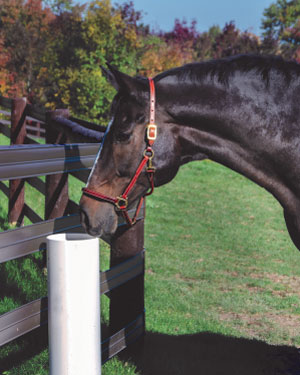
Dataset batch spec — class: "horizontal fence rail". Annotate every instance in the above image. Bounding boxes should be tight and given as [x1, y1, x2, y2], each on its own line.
[102, 312, 144, 363]
[0, 103, 46, 142]
[0, 97, 105, 143]
[52, 116, 104, 142]
[0, 215, 83, 263]
[0, 251, 145, 351]
[0, 143, 100, 180]
[0, 204, 145, 264]
[0, 297, 48, 347]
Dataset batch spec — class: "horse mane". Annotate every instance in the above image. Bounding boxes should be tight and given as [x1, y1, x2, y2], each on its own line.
[154, 54, 300, 87]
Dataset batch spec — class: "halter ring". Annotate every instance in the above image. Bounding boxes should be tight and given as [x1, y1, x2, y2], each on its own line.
[144, 147, 154, 159]
[115, 196, 128, 210]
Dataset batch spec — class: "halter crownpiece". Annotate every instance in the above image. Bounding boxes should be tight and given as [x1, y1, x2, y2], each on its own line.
[82, 77, 157, 227]
[147, 77, 157, 145]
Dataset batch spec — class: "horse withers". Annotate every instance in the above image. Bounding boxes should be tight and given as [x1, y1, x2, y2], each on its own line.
[80, 55, 300, 251]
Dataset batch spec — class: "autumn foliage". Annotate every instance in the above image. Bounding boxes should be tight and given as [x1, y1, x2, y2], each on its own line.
[0, 0, 300, 122]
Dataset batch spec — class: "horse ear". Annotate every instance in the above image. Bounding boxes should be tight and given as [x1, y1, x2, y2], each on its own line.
[101, 65, 120, 91]
[101, 63, 146, 95]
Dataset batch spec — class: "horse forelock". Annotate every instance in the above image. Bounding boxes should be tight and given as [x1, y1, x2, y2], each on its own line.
[154, 54, 300, 88]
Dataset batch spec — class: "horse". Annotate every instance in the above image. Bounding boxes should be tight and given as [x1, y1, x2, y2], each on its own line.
[79, 54, 300, 252]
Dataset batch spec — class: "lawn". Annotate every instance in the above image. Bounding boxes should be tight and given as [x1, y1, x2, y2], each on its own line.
[0, 156, 300, 374]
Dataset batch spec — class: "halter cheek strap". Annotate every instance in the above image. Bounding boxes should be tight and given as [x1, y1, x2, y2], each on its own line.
[82, 77, 157, 227]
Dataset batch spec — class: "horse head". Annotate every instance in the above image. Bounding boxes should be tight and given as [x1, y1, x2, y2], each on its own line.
[79, 65, 182, 237]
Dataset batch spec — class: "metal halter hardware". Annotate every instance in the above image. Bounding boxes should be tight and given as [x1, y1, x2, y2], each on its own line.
[82, 77, 157, 227]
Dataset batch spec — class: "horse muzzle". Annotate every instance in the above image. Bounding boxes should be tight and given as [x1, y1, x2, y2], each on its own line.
[79, 196, 118, 238]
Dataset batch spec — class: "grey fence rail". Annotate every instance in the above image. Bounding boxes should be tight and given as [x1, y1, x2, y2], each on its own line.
[0, 143, 99, 180]
[0, 96, 146, 367]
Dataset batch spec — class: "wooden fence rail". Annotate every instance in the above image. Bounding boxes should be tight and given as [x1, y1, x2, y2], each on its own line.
[0, 96, 146, 367]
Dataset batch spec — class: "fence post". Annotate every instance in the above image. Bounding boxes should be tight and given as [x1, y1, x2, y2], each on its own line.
[8, 98, 27, 225]
[109, 218, 145, 336]
[45, 110, 69, 220]
[47, 233, 101, 375]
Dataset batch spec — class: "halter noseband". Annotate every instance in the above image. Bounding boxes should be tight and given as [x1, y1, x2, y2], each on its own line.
[82, 77, 157, 226]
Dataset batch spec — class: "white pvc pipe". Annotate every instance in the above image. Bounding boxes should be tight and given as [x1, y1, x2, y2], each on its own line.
[47, 233, 101, 375]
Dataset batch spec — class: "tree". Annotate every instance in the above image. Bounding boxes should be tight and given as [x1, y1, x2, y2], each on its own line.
[36, 0, 144, 122]
[164, 18, 199, 44]
[261, 0, 300, 61]
[139, 19, 202, 77]
[139, 36, 194, 77]
[0, 0, 54, 98]
[43, 0, 73, 13]
[261, 0, 300, 39]
[194, 25, 221, 61]
[212, 22, 260, 59]
[0, 34, 21, 96]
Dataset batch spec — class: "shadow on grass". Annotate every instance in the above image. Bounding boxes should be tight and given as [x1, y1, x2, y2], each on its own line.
[122, 330, 300, 375]
[0, 323, 111, 374]
[1, 328, 300, 375]
[0, 251, 47, 309]
[0, 326, 48, 373]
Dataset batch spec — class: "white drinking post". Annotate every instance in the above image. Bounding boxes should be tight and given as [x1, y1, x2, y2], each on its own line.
[47, 233, 101, 375]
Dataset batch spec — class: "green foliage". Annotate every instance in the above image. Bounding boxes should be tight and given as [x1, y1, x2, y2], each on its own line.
[261, 0, 300, 39]
[36, 0, 143, 122]
[194, 25, 222, 61]
[261, 0, 300, 61]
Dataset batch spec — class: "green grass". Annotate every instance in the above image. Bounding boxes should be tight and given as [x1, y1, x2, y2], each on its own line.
[0, 160, 300, 374]
[145, 162, 300, 337]
[0, 133, 10, 146]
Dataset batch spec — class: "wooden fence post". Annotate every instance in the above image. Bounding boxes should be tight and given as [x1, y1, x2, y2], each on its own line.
[9, 98, 27, 225]
[45, 110, 69, 220]
[109, 218, 145, 336]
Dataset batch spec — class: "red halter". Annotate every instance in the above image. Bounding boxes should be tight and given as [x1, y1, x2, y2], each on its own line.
[82, 77, 157, 226]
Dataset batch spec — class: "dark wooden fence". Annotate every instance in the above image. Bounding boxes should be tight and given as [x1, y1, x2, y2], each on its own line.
[0, 96, 145, 365]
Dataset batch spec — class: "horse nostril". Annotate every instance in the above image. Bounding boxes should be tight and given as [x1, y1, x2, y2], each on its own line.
[87, 226, 102, 237]
[79, 206, 90, 230]
[79, 206, 103, 237]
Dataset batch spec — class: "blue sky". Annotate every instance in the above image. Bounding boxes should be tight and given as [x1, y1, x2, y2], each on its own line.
[76, 0, 275, 35]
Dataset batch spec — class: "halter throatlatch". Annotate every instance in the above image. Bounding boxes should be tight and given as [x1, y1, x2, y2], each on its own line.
[82, 77, 157, 226]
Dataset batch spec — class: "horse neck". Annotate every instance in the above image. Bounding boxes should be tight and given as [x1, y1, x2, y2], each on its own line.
[160, 75, 299, 211]
[162, 77, 261, 166]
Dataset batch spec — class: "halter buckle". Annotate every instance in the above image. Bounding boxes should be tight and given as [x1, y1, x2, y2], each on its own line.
[147, 124, 157, 141]
[115, 196, 128, 210]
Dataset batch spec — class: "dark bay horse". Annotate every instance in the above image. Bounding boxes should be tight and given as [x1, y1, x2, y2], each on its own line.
[80, 54, 300, 252]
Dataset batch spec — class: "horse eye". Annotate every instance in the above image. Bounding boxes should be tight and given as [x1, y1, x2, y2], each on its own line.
[114, 132, 131, 143]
